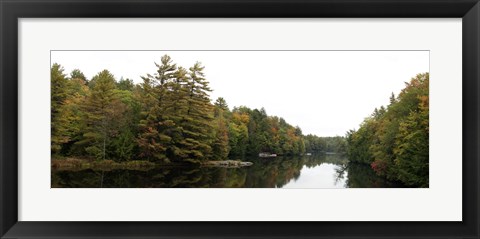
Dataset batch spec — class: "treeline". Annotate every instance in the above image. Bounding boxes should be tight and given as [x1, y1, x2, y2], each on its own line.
[346, 73, 429, 187]
[216, 105, 306, 157]
[304, 135, 346, 154]
[51, 55, 336, 164]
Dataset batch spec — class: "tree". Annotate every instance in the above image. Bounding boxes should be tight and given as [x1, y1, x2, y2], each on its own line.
[175, 62, 214, 162]
[107, 89, 140, 161]
[70, 69, 87, 83]
[51, 63, 69, 154]
[136, 55, 177, 162]
[161, 66, 192, 161]
[77, 70, 122, 160]
[212, 114, 230, 160]
[58, 76, 90, 156]
[228, 110, 250, 157]
[117, 77, 135, 91]
[212, 97, 230, 160]
[214, 97, 229, 117]
[389, 92, 396, 104]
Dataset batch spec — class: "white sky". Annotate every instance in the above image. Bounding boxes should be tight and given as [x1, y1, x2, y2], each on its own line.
[51, 51, 428, 137]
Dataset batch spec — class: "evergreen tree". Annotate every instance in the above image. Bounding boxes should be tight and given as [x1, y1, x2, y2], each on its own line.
[214, 97, 229, 117]
[108, 89, 140, 161]
[117, 77, 135, 91]
[163, 67, 192, 161]
[70, 69, 87, 83]
[77, 70, 122, 160]
[176, 62, 214, 163]
[212, 98, 230, 160]
[389, 92, 396, 104]
[51, 63, 69, 154]
[137, 55, 177, 162]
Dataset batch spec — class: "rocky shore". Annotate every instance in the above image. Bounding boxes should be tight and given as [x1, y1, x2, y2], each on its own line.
[202, 160, 253, 168]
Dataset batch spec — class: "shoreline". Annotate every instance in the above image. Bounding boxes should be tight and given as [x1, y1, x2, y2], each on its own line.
[51, 158, 254, 171]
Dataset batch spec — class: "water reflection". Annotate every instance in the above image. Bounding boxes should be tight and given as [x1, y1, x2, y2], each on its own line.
[339, 162, 406, 188]
[283, 163, 346, 188]
[52, 154, 403, 188]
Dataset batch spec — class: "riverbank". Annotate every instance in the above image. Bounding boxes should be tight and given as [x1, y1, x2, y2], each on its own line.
[51, 158, 155, 171]
[201, 160, 253, 168]
[52, 157, 254, 171]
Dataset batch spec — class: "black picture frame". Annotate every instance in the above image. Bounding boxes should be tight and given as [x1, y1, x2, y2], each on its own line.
[1, 0, 479, 238]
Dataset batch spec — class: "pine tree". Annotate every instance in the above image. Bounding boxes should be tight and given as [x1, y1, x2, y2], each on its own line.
[137, 55, 177, 162]
[70, 69, 87, 83]
[175, 62, 214, 163]
[77, 70, 121, 160]
[389, 92, 396, 104]
[162, 67, 192, 160]
[51, 63, 69, 154]
[117, 77, 135, 91]
[212, 98, 230, 160]
[108, 89, 139, 161]
[214, 97, 229, 117]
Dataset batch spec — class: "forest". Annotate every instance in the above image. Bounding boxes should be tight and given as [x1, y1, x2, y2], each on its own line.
[346, 73, 429, 187]
[51, 55, 345, 166]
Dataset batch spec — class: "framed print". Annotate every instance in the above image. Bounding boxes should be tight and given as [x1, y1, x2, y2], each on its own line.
[1, 0, 479, 238]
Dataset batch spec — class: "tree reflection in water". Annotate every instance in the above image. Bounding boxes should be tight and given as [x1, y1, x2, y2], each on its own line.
[334, 162, 406, 188]
[52, 154, 404, 188]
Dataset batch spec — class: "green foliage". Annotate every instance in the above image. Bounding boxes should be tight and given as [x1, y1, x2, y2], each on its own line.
[346, 73, 429, 187]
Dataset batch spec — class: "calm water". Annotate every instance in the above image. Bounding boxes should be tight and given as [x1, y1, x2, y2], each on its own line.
[52, 154, 404, 188]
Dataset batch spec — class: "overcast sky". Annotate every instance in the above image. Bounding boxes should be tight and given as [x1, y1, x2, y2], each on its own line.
[51, 51, 428, 137]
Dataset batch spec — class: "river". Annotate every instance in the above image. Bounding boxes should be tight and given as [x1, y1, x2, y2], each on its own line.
[52, 154, 404, 188]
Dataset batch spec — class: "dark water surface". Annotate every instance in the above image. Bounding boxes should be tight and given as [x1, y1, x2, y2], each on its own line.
[52, 154, 404, 188]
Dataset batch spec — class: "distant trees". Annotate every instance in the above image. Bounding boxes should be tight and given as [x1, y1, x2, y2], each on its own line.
[304, 135, 346, 153]
[346, 73, 429, 187]
[222, 106, 306, 158]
